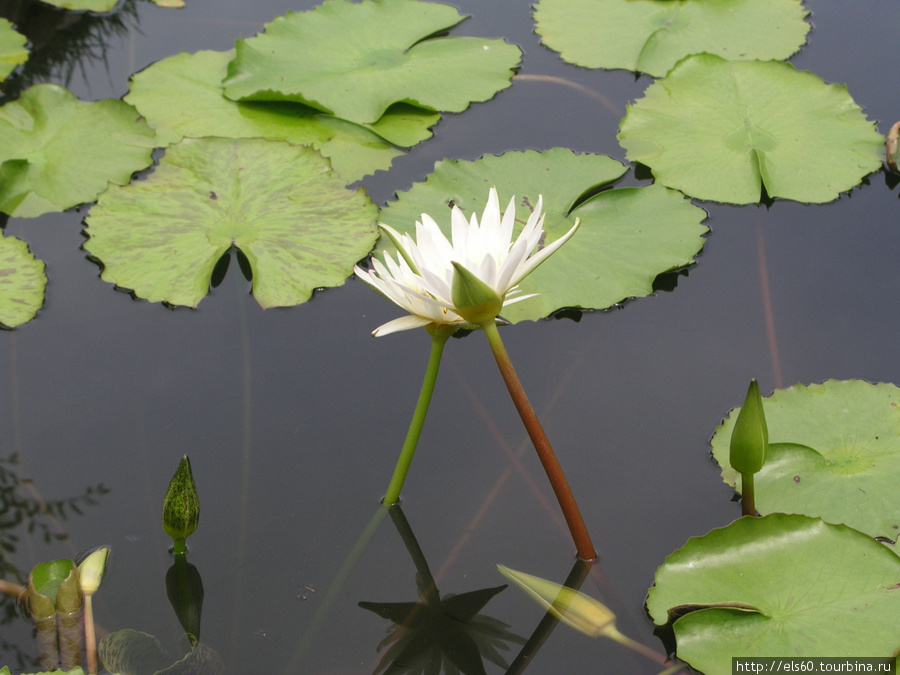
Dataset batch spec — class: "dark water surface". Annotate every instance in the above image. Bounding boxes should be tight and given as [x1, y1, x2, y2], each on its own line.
[1, 1, 899, 673]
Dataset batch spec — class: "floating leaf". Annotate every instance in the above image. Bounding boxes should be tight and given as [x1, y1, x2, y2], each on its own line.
[150, 0, 184, 6]
[126, 50, 439, 183]
[647, 514, 900, 672]
[0, 18, 28, 81]
[0, 232, 46, 328]
[222, 0, 521, 125]
[83, 137, 377, 308]
[534, 0, 810, 78]
[377, 149, 707, 323]
[711, 379, 900, 539]
[618, 54, 884, 204]
[0, 84, 156, 218]
[35, 0, 117, 11]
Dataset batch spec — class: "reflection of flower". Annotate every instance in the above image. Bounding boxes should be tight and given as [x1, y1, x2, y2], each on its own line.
[361, 576, 524, 675]
[355, 187, 579, 336]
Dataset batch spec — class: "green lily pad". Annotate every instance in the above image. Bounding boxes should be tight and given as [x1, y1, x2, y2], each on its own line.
[618, 54, 884, 204]
[0, 84, 156, 218]
[83, 137, 377, 308]
[711, 379, 900, 540]
[222, 0, 521, 125]
[0, 18, 28, 81]
[125, 50, 440, 183]
[647, 514, 900, 672]
[0, 232, 46, 328]
[37, 0, 117, 11]
[534, 0, 810, 78]
[377, 149, 707, 323]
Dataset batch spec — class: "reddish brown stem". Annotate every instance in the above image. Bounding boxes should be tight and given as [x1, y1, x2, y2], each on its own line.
[482, 321, 597, 560]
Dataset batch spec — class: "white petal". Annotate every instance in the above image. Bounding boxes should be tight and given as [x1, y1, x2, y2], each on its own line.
[508, 217, 580, 289]
[372, 315, 434, 337]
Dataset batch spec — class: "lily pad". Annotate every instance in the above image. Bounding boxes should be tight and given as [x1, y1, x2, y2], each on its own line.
[83, 137, 377, 308]
[711, 379, 900, 539]
[377, 149, 708, 323]
[647, 514, 900, 672]
[534, 0, 810, 78]
[0, 84, 156, 218]
[125, 50, 439, 183]
[222, 0, 521, 125]
[0, 18, 28, 81]
[617, 54, 884, 204]
[0, 232, 46, 328]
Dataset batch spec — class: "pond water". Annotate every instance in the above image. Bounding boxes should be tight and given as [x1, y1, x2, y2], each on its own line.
[1, 0, 898, 673]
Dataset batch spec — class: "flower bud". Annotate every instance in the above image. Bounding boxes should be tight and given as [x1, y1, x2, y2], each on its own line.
[450, 262, 503, 324]
[730, 379, 769, 475]
[162, 455, 200, 548]
[78, 546, 110, 596]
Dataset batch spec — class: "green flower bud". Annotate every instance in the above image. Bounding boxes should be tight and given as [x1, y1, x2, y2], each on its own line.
[730, 379, 769, 475]
[450, 261, 503, 324]
[78, 546, 110, 596]
[163, 455, 200, 549]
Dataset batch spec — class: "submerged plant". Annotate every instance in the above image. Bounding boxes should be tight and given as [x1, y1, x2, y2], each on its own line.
[356, 187, 596, 559]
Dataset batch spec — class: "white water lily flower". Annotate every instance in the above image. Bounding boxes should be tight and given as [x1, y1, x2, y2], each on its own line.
[355, 187, 579, 336]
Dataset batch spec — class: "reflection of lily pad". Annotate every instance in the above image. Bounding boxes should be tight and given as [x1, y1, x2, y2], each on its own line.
[37, 0, 116, 11]
[0, 233, 46, 328]
[83, 137, 377, 308]
[618, 54, 884, 204]
[0, 18, 28, 81]
[711, 379, 900, 539]
[125, 50, 439, 183]
[377, 149, 707, 323]
[0, 84, 156, 218]
[534, 0, 810, 77]
[223, 0, 521, 125]
[647, 514, 900, 672]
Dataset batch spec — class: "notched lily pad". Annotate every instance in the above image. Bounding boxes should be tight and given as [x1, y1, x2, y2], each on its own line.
[534, 0, 810, 77]
[125, 49, 439, 183]
[0, 84, 156, 218]
[377, 149, 707, 323]
[647, 514, 900, 673]
[0, 232, 47, 328]
[0, 18, 28, 81]
[83, 137, 378, 309]
[222, 0, 521, 125]
[618, 54, 884, 204]
[711, 379, 900, 539]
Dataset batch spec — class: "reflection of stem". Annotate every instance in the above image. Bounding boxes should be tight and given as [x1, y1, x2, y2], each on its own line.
[282, 505, 389, 675]
[606, 627, 668, 666]
[383, 326, 454, 505]
[741, 473, 756, 517]
[387, 505, 438, 602]
[755, 217, 783, 388]
[480, 321, 597, 561]
[513, 74, 622, 116]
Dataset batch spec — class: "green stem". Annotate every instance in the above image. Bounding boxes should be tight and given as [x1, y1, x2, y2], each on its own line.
[172, 538, 187, 555]
[741, 472, 756, 517]
[383, 326, 455, 505]
[481, 321, 597, 561]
